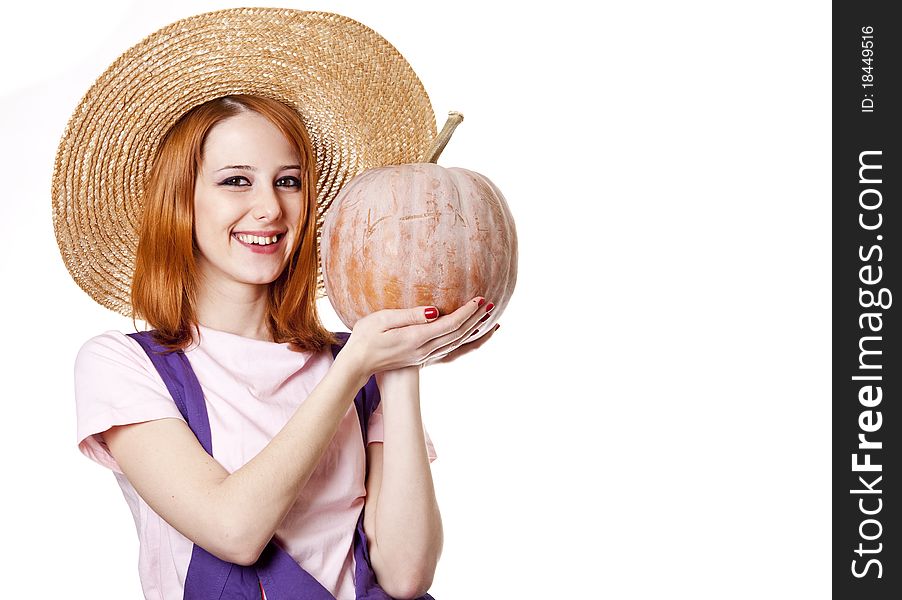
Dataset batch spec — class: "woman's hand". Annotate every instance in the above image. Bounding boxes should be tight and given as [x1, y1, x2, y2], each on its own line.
[342, 296, 496, 381]
[374, 323, 501, 382]
[421, 322, 500, 368]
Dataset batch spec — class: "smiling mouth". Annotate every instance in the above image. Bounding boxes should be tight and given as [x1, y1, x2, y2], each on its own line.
[234, 232, 281, 245]
[232, 232, 286, 254]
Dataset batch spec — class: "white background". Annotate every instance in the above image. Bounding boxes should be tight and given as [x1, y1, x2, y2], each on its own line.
[0, 1, 830, 598]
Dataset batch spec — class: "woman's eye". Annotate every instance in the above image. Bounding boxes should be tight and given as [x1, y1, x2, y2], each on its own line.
[220, 176, 251, 186]
[277, 176, 301, 188]
[218, 175, 299, 187]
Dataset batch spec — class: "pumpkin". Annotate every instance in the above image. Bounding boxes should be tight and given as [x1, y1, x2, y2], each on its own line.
[320, 113, 517, 338]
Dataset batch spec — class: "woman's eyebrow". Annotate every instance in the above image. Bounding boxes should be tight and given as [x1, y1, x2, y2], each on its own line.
[216, 164, 302, 172]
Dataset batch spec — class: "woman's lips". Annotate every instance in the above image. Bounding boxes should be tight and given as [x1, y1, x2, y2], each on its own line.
[232, 233, 285, 254]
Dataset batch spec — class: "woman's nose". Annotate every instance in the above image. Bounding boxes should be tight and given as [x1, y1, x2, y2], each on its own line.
[253, 186, 283, 221]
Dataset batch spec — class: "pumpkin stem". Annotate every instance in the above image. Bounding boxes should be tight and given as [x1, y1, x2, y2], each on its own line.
[422, 111, 464, 164]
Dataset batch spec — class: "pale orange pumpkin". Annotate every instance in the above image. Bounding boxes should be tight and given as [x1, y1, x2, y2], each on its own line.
[320, 120, 517, 337]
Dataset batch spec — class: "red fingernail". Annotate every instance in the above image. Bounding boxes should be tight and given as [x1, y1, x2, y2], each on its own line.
[470, 328, 479, 336]
[425, 307, 438, 320]
[485, 302, 495, 313]
[477, 298, 486, 307]
[480, 313, 491, 323]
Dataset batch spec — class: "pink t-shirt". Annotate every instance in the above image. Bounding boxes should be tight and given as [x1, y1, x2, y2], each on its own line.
[74, 325, 436, 600]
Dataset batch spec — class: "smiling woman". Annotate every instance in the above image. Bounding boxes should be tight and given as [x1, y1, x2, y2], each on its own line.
[53, 8, 502, 600]
[132, 95, 326, 349]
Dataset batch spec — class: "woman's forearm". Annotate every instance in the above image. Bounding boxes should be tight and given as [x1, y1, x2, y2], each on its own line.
[368, 369, 443, 597]
[215, 349, 370, 563]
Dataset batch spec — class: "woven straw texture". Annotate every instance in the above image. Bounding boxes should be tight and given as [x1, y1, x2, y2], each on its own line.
[51, 7, 436, 316]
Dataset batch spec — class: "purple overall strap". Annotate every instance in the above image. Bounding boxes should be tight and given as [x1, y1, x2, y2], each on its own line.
[127, 330, 434, 600]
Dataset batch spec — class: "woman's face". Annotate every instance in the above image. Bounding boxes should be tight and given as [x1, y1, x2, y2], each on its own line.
[193, 111, 305, 290]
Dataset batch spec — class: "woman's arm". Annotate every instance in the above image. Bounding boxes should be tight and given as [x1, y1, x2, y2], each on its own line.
[103, 347, 369, 565]
[364, 367, 443, 599]
[101, 299, 487, 566]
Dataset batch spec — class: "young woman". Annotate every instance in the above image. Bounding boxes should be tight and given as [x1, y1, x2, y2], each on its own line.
[59, 10, 499, 600]
[75, 93, 495, 599]
[76, 90, 502, 598]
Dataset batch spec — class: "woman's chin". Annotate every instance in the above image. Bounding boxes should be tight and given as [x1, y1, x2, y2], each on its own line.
[240, 272, 282, 286]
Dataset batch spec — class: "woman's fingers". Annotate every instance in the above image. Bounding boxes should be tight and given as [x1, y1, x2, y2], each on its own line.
[372, 304, 441, 332]
[423, 323, 500, 367]
[418, 298, 496, 358]
[348, 296, 497, 374]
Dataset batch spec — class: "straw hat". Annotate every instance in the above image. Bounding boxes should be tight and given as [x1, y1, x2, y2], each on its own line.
[51, 7, 437, 316]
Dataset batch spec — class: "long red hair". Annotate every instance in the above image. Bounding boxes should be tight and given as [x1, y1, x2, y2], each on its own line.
[131, 95, 338, 353]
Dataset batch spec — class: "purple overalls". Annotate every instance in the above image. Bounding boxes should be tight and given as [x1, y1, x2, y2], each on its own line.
[128, 330, 436, 600]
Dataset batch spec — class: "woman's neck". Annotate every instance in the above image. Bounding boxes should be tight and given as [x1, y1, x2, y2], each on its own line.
[194, 275, 273, 342]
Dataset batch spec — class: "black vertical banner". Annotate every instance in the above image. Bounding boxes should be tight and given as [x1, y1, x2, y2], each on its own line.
[834, 3, 901, 598]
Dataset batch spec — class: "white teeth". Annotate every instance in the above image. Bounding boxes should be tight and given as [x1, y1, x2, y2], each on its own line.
[236, 233, 280, 245]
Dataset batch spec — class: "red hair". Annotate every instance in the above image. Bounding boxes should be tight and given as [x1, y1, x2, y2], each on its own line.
[131, 95, 338, 353]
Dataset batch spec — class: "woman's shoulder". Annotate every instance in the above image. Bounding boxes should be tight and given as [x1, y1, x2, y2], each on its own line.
[74, 330, 186, 472]
[74, 328, 182, 429]
[74, 330, 157, 376]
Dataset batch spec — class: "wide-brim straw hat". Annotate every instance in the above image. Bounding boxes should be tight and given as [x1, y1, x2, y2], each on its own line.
[51, 7, 437, 316]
